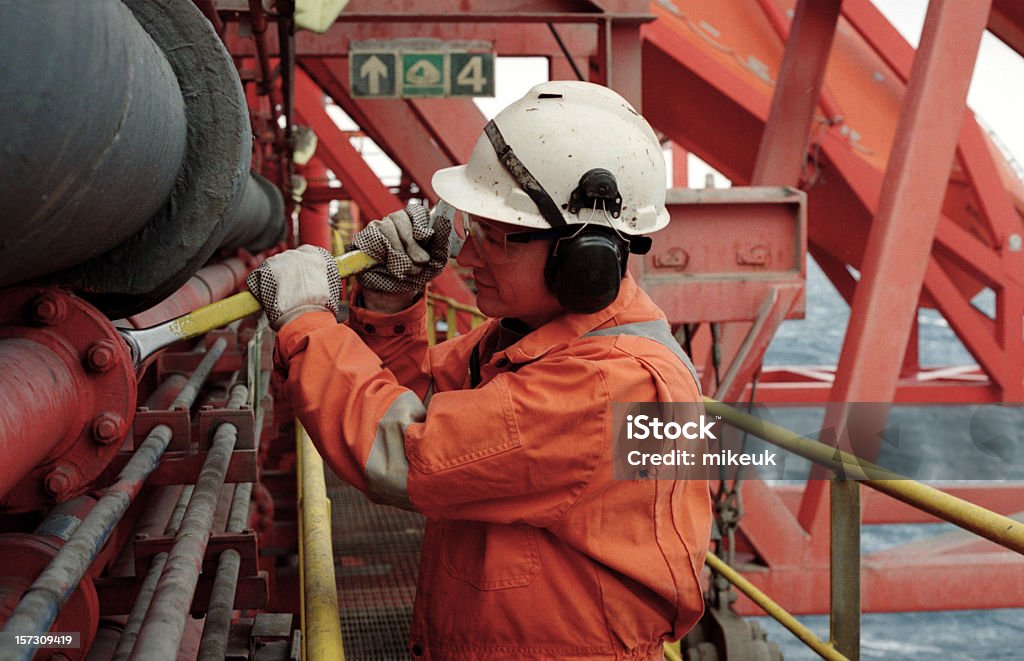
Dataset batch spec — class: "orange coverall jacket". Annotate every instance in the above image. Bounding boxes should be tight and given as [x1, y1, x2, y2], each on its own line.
[274, 274, 712, 660]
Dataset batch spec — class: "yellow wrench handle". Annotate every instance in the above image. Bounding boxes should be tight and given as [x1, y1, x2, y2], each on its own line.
[123, 250, 379, 368]
[171, 250, 378, 341]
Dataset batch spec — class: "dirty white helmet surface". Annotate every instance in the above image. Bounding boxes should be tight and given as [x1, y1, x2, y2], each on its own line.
[432, 81, 669, 236]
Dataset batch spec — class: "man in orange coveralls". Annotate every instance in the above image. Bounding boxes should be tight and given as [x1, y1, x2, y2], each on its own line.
[247, 81, 711, 660]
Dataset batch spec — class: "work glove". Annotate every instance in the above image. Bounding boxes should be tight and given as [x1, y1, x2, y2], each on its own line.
[352, 203, 451, 294]
[245, 245, 342, 330]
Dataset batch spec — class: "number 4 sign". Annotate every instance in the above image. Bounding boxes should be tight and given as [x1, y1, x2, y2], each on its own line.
[450, 53, 495, 97]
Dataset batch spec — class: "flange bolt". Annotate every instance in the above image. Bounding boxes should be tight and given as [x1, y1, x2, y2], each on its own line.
[85, 340, 119, 373]
[92, 412, 126, 445]
[30, 292, 68, 326]
[44, 465, 78, 500]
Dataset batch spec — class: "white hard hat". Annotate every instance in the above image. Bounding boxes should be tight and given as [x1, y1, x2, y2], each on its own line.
[432, 81, 669, 236]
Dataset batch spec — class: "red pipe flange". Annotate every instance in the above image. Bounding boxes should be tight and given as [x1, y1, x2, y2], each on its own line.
[0, 534, 100, 660]
[0, 287, 137, 511]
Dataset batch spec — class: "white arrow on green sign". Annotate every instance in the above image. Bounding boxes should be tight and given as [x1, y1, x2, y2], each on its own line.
[350, 52, 397, 98]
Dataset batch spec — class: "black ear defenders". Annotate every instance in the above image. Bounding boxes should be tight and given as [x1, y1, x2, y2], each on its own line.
[483, 120, 651, 315]
[543, 169, 628, 313]
[544, 225, 627, 314]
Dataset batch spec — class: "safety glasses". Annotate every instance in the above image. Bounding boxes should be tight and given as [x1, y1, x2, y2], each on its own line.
[451, 213, 567, 263]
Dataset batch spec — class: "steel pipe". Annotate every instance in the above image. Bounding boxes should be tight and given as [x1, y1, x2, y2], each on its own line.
[196, 549, 241, 661]
[130, 384, 247, 660]
[0, 343, 227, 660]
[0, 0, 187, 287]
[0, 288, 137, 511]
[299, 425, 346, 660]
[111, 487, 193, 661]
[0, 340, 81, 498]
[220, 172, 288, 253]
[196, 478, 255, 660]
[124, 258, 252, 329]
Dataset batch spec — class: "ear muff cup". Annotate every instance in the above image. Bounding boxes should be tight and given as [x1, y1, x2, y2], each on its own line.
[544, 230, 626, 314]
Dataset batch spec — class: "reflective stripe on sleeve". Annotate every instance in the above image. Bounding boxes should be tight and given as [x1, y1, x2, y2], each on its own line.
[364, 390, 425, 509]
[583, 320, 701, 394]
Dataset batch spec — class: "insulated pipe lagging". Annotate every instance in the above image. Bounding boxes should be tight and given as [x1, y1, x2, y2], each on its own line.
[220, 171, 288, 253]
[0, 0, 187, 286]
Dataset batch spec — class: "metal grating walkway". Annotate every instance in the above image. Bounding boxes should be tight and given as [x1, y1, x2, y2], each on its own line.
[325, 469, 424, 659]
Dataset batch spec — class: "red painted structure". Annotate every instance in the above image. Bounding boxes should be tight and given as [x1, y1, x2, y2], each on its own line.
[222, 0, 1024, 616]
[3, 0, 1024, 652]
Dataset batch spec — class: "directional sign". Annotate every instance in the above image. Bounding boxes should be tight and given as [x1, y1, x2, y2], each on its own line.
[350, 52, 397, 98]
[349, 45, 495, 99]
[450, 53, 495, 97]
[401, 53, 446, 97]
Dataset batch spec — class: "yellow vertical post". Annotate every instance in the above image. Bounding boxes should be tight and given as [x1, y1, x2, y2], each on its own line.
[445, 303, 458, 340]
[425, 298, 437, 346]
[298, 425, 345, 660]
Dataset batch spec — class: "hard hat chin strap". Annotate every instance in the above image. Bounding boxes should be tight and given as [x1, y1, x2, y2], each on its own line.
[484, 120, 567, 229]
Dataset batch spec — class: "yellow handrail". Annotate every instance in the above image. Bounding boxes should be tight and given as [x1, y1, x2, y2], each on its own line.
[425, 293, 486, 345]
[298, 425, 346, 660]
[703, 398, 1024, 555]
[705, 552, 849, 661]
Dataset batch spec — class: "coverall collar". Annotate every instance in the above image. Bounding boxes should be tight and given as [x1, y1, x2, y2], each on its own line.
[500, 273, 642, 364]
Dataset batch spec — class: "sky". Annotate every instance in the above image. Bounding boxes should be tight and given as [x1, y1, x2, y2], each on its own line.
[332, 1, 1024, 192]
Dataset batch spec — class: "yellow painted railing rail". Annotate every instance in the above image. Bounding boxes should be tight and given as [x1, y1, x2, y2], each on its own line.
[703, 398, 1024, 555]
[426, 293, 486, 345]
[298, 425, 345, 661]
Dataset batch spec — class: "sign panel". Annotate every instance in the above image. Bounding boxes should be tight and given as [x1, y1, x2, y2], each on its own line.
[349, 43, 495, 99]
[401, 52, 447, 97]
[450, 52, 495, 97]
[350, 52, 397, 98]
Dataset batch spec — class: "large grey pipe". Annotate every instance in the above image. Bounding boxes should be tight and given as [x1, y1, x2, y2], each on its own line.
[0, 0, 187, 286]
[0, 0, 262, 318]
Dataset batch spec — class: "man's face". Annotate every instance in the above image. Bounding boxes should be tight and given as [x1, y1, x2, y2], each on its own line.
[454, 215, 564, 328]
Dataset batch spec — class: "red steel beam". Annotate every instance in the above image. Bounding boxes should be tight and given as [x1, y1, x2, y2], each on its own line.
[829, 0, 991, 403]
[990, 0, 1024, 58]
[750, 0, 842, 187]
[641, 27, 762, 184]
[226, 22, 598, 59]
[770, 483, 1024, 524]
[710, 0, 840, 402]
[293, 68, 402, 220]
[299, 58, 464, 200]
[732, 550, 1024, 615]
[798, 0, 993, 535]
[406, 98, 487, 165]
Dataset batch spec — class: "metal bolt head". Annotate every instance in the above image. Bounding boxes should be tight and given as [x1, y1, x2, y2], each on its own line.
[85, 339, 118, 373]
[30, 292, 68, 326]
[44, 465, 77, 499]
[1008, 233, 1023, 252]
[92, 412, 126, 445]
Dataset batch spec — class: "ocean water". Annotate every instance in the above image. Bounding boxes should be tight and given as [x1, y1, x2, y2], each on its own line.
[746, 258, 1024, 659]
